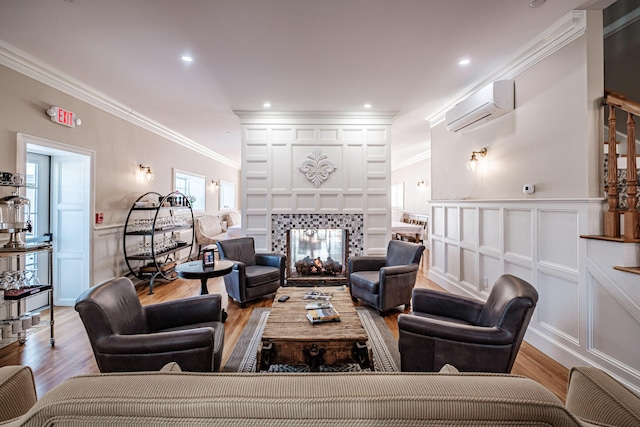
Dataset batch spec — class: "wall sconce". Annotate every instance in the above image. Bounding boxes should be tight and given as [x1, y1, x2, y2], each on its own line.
[139, 164, 155, 182]
[417, 180, 426, 189]
[466, 147, 488, 172]
[211, 179, 220, 189]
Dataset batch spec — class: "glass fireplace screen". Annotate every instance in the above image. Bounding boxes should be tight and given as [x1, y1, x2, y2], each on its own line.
[287, 228, 347, 277]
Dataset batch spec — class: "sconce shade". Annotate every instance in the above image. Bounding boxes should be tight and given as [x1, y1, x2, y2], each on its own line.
[139, 165, 155, 182]
[466, 148, 487, 172]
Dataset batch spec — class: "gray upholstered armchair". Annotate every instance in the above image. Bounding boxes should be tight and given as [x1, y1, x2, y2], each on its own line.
[348, 240, 425, 314]
[75, 277, 225, 372]
[398, 274, 538, 373]
[216, 237, 285, 307]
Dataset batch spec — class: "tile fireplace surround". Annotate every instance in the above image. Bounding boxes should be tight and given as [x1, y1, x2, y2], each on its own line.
[271, 214, 365, 258]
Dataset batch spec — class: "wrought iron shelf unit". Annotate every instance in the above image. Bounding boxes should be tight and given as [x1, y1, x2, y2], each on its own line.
[123, 191, 195, 294]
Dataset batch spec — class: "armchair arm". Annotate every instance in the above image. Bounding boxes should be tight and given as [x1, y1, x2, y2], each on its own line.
[255, 253, 285, 269]
[566, 366, 640, 426]
[144, 294, 222, 331]
[348, 256, 386, 273]
[0, 366, 37, 423]
[398, 314, 514, 345]
[411, 288, 484, 324]
[380, 264, 419, 277]
[94, 328, 215, 354]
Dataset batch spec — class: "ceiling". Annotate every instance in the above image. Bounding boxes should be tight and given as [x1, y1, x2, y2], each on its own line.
[0, 0, 602, 169]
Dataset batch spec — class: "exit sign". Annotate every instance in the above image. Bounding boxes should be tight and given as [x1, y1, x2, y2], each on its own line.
[48, 106, 77, 128]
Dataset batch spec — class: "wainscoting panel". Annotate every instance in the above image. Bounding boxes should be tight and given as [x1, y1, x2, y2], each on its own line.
[479, 208, 501, 252]
[295, 128, 315, 140]
[537, 270, 580, 344]
[271, 194, 293, 211]
[538, 210, 579, 271]
[590, 274, 640, 371]
[505, 209, 532, 258]
[237, 112, 394, 255]
[432, 206, 445, 239]
[461, 207, 477, 246]
[345, 144, 365, 191]
[460, 247, 478, 289]
[270, 144, 290, 190]
[445, 207, 459, 241]
[429, 199, 640, 394]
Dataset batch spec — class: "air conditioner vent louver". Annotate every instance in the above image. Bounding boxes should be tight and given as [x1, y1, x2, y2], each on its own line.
[445, 80, 514, 133]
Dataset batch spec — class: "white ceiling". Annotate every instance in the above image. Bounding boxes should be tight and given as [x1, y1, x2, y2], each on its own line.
[0, 0, 601, 169]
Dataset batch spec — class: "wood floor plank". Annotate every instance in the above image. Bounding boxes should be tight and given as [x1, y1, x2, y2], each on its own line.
[0, 256, 569, 401]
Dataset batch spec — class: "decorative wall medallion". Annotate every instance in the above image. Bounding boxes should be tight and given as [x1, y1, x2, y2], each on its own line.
[298, 148, 336, 187]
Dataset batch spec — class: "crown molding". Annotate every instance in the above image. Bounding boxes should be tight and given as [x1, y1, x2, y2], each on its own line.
[233, 110, 397, 125]
[0, 40, 239, 170]
[393, 150, 431, 171]
[427, 10, 588, 127]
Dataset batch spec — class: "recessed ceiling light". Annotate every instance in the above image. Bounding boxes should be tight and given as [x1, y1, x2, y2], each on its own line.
[530, 0, 546, 8]
[364, 103, 372, 109]
[458, 58, 471, 66]
[263, 102, 271, 108]
[181, 55, 193, 63]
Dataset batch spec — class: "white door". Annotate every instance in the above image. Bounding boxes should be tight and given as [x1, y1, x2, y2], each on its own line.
[51, 155, 90, 306]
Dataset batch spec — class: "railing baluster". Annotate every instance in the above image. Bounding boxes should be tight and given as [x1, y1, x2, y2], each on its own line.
[605, 104, 620, 237]
[625, 112, 639, 240]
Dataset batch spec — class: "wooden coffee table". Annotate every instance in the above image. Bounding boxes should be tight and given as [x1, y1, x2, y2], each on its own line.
[257, 286, 372, 371]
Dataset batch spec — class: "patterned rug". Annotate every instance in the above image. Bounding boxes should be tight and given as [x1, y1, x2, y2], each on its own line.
[222, 306, 401, 372]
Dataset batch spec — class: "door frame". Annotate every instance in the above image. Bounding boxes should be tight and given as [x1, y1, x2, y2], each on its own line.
[16, 133, 95, 300]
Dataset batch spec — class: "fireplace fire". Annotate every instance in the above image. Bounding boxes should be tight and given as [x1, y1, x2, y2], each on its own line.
[286, 228, 348, 285]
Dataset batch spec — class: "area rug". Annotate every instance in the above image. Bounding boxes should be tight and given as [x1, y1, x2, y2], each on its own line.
[222, 307, 401, 372]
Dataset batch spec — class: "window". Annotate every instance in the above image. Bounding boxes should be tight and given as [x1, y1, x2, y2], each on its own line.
[174, 169, 205, 211]
[219, 180, 236, 211]
[391, 182, 404, 209]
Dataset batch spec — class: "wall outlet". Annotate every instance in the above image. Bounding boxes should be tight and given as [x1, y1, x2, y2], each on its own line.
[482, 276, 489, 290]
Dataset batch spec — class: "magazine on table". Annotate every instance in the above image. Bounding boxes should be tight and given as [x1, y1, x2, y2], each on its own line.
[302, 290, 333, 301]
[304, 301, 334, 310]
[307, 306, 341, 324]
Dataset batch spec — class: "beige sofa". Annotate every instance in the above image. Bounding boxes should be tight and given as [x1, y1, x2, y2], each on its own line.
[1, 364, 639, 426]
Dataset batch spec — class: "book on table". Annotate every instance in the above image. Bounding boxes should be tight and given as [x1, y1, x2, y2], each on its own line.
[307, 306, 341, 324]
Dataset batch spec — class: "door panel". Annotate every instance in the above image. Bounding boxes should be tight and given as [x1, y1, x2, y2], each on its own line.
[51, 155, 90, 306]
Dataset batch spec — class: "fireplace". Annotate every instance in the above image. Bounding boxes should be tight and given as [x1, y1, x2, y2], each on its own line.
[272, 213, 364, 286]
[286, 228, 349, 286]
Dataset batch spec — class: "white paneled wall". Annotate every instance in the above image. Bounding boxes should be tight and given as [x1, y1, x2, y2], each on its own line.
[236, 112, 394, 255]
[429, 199, 640, 393]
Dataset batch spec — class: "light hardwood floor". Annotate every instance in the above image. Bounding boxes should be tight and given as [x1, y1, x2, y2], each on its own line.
[0, 262, 569, 401]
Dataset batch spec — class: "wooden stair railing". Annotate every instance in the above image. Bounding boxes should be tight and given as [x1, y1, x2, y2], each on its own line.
[604, 90, 640, 241]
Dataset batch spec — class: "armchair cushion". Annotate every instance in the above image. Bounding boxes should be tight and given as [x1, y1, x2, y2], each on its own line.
[245, 264, 282, 288]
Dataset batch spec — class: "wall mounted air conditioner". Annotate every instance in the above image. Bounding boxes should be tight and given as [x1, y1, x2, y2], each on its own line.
[445, 80, 514, 133]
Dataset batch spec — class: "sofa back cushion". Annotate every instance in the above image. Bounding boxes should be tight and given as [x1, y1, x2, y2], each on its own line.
[195, 215, 223, 240]
[21, 372, 581, 426]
